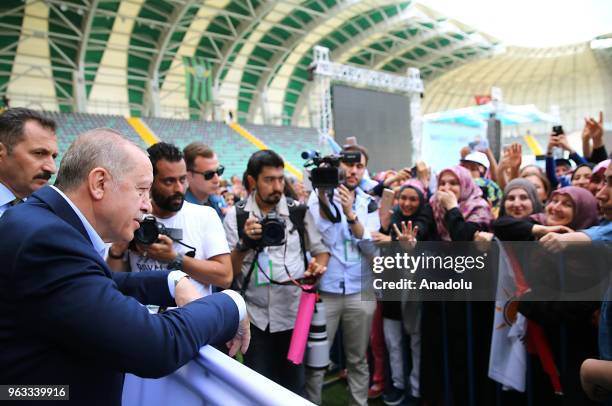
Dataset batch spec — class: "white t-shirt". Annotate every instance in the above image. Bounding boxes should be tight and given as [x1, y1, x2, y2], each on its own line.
[128, 201, 230, 300]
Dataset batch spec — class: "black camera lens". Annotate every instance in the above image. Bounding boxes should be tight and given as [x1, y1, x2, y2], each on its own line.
[260, 213, 286, 247]
[134, 216, 163, 245]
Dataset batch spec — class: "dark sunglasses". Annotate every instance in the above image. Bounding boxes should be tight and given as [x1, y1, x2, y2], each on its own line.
[190, 165, 225, 180]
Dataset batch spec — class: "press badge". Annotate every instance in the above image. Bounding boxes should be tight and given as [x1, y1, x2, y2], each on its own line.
[255, 252, 273, 286]
[344, 239, 361, 263]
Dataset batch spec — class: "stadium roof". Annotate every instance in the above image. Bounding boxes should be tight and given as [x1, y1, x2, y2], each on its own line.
[422, 38, 612, 134]
[0, 0, 499, 124]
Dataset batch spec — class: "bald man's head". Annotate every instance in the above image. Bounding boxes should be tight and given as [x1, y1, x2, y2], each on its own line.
[55, 128, 144, 192]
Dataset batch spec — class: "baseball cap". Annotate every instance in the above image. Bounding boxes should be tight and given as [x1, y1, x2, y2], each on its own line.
[461, 151, 489, 170]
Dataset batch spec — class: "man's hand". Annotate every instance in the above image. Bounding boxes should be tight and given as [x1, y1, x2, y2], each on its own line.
[337, 184, 355, 216]
[243, 217, 262, 241]
[436, 190, 458, 211]
[138, 234, 176, 262]
[174, 276, 203, 307]
[304, 258, 327, 279]
[227, 316, 251, 357]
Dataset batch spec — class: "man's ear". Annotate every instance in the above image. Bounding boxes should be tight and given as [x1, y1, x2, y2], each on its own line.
[247, 174, 257, 191]
[88, 167, 110, 201]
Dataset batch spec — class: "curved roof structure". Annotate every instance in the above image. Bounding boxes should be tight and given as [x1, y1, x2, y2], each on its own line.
[423, 36, 612, 134]
[1, 0, 499, 125]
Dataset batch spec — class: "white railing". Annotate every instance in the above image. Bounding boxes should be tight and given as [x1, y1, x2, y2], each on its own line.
[122, 345, 314, 406]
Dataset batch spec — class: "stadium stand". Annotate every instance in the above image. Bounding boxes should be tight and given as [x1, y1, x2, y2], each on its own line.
[242, 123, 334, 171]
[44, 112, 146, 172]
[141, 118, 260, 178]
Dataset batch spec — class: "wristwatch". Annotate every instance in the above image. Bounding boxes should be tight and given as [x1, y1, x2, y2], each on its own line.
[347, 214, 358, 224]
[167, 252, 185, 271]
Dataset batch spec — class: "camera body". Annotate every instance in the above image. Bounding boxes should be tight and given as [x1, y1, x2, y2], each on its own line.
[302, 150, 361, 188]
[259, 212, 286, 247]
[552, 125, 564, 135]
[133, 216, 182, 245]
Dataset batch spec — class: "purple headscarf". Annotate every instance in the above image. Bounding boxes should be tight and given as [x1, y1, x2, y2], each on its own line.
[430, 165, 493, 241]
[530, 186, 599, 230]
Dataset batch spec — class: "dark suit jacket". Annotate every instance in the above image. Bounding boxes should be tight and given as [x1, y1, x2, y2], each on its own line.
[0, 186, 239, 405]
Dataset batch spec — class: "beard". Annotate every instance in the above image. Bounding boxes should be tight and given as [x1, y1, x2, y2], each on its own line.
[261, 191, 282, 205]
[152, 188, 184, 212]
[343, 180, 358, 191]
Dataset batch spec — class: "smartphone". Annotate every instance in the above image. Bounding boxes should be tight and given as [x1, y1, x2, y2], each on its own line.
[552, 125, 564, 135]
[410, 166, 417, 178]
[380, 188, 395, 214]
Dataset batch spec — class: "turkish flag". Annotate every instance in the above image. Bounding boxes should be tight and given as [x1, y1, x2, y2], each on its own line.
[475, 95, 492, 105]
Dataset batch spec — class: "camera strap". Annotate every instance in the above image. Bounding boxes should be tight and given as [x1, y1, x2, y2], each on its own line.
[164, 227, 183, 241]
[240, 247, 263, 297]
[239, 240, 316, 296]
[318, 189, 342, 223]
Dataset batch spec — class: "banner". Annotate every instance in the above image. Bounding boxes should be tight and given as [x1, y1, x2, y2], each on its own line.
[183, 56, 213, 103]
[488, 241, 527, 392]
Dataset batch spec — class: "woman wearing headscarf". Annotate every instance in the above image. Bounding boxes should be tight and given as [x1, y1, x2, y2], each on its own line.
[430, 165, 493, 241]
[496, 186, 600, 405]
[421, 166, 496, 406]
[374, 180, 436, 404]
[492, 179, 546, 240]
[384, 180, 437, 241]
[499, 178, 544, 218]
[493, 186, 598, 241]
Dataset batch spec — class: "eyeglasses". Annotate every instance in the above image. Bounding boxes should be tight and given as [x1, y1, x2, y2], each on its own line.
[190, 165, 225, 181]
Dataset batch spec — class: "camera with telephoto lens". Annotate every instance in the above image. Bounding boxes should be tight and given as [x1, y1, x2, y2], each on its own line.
[302, 150, 361, 188]
[134, 216, 183, 245]
[259, 212, 286, 247]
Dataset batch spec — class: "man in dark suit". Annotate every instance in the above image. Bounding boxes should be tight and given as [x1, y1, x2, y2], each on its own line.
[0, 108, 58, 217]
[0, 128, 249, 405]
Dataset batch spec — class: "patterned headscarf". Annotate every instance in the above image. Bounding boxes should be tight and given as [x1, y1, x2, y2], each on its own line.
[474, 177, 503, 215]
[499, 178, 544, 217]
[430, 165, 493, 241]
[531, 186, 599, 230]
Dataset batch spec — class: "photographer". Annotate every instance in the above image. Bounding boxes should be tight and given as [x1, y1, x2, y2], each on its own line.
[306, 144, 379, 406]
[223, 149, 329, 395]
[107, 142, 232, 309]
